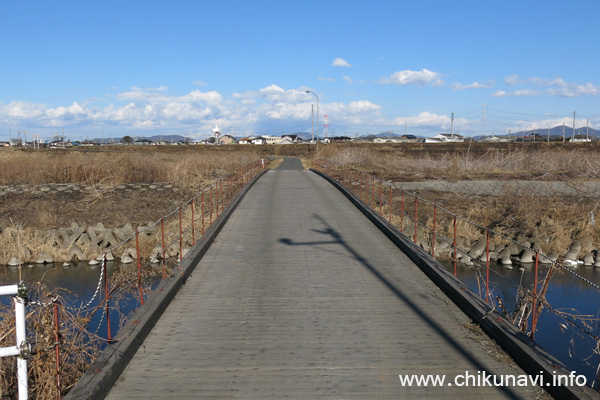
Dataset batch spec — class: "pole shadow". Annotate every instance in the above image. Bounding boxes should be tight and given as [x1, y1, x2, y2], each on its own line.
[278, 213, 525, 399]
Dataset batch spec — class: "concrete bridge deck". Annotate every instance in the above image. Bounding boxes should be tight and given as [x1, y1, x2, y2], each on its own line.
[105, 158, 538, 399]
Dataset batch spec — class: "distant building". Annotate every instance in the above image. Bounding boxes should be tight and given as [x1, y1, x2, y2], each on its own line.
[425, 133, 464, 143]
[570, 135, 592, 142]
[238, 138, 252, 145]
[135, 138, 154, 145]
[262, 135, 279, 145]
[480, 136, 508, 143]
[217, 135, 237, 145]
[373, 137, 400, 143]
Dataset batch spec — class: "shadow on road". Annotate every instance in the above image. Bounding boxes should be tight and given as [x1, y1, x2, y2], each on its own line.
[279, 213, 524, 399]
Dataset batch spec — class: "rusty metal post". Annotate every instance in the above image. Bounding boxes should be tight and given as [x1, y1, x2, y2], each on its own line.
[136, 232, 144, 305]
[161, 218, 166, 279]
[219, 179, 223, 217]
[485, 228, 490, 303]
[103, 253, 111, 341]
[201, 192, 205, 235]
[388, 185, 392, 223]
[191, 200, 195, 245]
[379, 180, 383, 215]
[178, 207, 183, 261]
[210, 186, 213, 225]
[432, 205, 437, 258]
[372, 177, 376, 208]
[400, 190, 404, 233]
[531, 251, 540, 338]
[414, 196, 418, 244]
[453, 215, 458, 277]
[54, 302, 62, 400]
[363, 173, 366, 201]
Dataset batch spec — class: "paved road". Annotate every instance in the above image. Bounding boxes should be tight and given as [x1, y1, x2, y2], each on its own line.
[106, 158, 538, 399]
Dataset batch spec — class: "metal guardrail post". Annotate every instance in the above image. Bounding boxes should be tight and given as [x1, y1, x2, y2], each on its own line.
[432, 205, 437, 258]
[135, 233, 144, 306]
[485, 228, 490, 303]
[414, 196, 418, 244]
[0, 283, 29, 400]
[54, 302, 62, 399]
[103, 255, 112, 341]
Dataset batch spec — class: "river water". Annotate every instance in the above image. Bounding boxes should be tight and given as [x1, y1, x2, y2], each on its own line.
[1, 259, 599, 387]
[0, 261, 158, 339]
[439, 260, 600, 387]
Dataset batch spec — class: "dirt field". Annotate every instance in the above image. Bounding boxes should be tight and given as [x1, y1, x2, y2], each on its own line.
[1, 142, 599, 255]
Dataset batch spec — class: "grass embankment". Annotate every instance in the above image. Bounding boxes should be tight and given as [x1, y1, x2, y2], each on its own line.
[0, 146, 263, 265]
[316, 142, 600, 255]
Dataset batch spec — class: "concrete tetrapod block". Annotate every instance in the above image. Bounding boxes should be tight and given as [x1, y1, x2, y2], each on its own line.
[36, 251, 53, 264]
[519, 248, 534, 263]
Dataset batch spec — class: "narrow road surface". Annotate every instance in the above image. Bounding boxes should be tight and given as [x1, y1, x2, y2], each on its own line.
[106, 158, 538, 399]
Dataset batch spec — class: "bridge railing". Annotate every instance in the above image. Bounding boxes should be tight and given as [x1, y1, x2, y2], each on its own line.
[312, 158, 600, 373]
[0, 158, 266, 399]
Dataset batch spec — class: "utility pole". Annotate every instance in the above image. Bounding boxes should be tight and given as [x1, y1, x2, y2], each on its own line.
[311, 104, 314, 144]
[450, 112, 454, 141]
[572, 111, 576, 142]
[587, 118, 589, 141]
[547, 126, 550, 143]
[563, 123, 565, 142]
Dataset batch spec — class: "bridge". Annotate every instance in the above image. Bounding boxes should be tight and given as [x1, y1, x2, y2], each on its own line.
[65, 158, 597, 399]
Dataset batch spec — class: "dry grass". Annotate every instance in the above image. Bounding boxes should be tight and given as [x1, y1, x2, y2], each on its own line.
[311, 143, 600, 256]
[315, 142, 600, 181]
[0, 147, 259, 189]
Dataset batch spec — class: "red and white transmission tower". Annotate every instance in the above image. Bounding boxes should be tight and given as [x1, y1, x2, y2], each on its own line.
[323, 115, 329, 139]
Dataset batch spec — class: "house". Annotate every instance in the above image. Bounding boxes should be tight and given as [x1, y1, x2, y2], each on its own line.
[570, 135, 592, 143]
[399, 134, 418, 142]
[280, 134, 299, 144]
[217, 135, 237, 145]
[262, 135, 279, 145]
[135, 138, 154, 145]
[0, 141, 11, 147]
[374, 137, 400, 144]
[238, 138, 252, 145]
[481, 136, 508, 143]
[279, 137, 295, 145]
[425, 133, 464, 143]
[252, 137, 266, 145]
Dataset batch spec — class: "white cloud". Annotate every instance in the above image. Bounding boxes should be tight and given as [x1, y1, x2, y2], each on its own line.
[318, 76, 335, 82]
[499, 75, 600, 98]
[492, 89, 542, 97]
[343, 76, 353, 84]
[504, 74, 525, 85]
[332, 57, 352, 67]
[392, 111, 449, 128]
[192, 81, 207, 86]
[380, 69, 444, 87]
[451, 80, 494, 90]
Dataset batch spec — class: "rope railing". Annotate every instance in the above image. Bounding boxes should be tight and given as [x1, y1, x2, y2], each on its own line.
[0, 158, 266, 399]
[312, 158, 600, 348]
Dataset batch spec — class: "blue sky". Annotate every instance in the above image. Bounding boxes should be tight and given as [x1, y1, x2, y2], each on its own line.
[1, 0, 599, 141]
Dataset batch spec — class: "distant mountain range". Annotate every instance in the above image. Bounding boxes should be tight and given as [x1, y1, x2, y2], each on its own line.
[514, 125, 600, 139]
[88, 125, 598, 143]
[91, 134, 193, 143]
